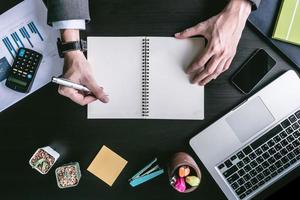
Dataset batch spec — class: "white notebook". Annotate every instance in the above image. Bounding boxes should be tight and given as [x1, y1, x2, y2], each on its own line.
[87, 37, 205, 120]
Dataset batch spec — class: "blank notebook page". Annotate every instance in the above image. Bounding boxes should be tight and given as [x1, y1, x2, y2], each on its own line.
[87, 36, 204, 120]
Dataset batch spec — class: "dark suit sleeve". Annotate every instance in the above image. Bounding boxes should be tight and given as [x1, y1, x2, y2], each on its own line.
[47, 0, 90, 25]
[248, 0, 261, 10]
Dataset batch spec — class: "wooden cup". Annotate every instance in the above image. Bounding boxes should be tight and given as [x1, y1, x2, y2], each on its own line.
[168, 152, 201, 193]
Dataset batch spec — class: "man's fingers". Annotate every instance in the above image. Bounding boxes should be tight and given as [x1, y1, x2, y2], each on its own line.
[58, 86, 96, 106]
[175, 23, 206, 39]
[222, 57, 233, 72]
[192, 55, 221, 84]
[186, 47, 213, 74]
[82, 76, 109, 103]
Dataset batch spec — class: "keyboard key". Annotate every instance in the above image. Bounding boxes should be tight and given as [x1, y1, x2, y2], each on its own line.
[237, 178, 245, 185]
[225, 160, 233, 168]
[283, 163, 290, 169]
[243, 146, 253, 155]
[244, 174, 251, 181]
[275, 143, 282, 151]
[267, 139, 275, 147]
[292, 123, 300, 130]
[277, 167, 284, 173]
[270, 165, 277, 172]
[293, 148, 300, 155]
[237, 161, 244, 168]
[227, 173, 239, 184]
[223, 166, 238, 178]
[290, 158, 297, 164]
[256, 156, 264, 164]
[268, 147, 276, 155]
[250, 177, 258, 185]
[237, 151, 245, 159]
[250, 160, 258, 168]
[250, 169, 257, 177]
[287, 152, 295, 159]
[230, 155, 237, 161]
[235, 186, 246, 195]
[218, 164, 225, 170]
[243, 157, 251, 164]
[238, 169, 245, 176]
[280, 148, 288, 156]
[249, 152, 257, 160]
[258, 180, 265, 186]
[287, 127, 294, 134]
[287, 135, 295, 142]
[261, 144, 269, 151]
[263, 169, 271, 176]
[255, 148, 263, 155]
[287, 144, 294, 151]
[281, 119, 291, 128]
[281, 139, 289, 147]
[262, 161, 270, 168]
[268, 157, 276, 164]
[293, 130, 300, 138]
[292, 140, 300, 147]
[251, 125, 283, 150]
[231, 182, 239, 190]
[273, 135, 281, 143]
[270, 171, 278, 177]
[256, 165, 263, 173]
[257, 173, 264, 181]
[280, 131, 288, 139]
[244, 165, 251, 172]
[275, 160, 282, 168]
[281, 156, 289, 164]
[289, 115, 297, 123]
[274, 152, 282, 160]
[245, 181, 252, 189]
[252, 185, 258, 191]
[262, 152, 270, 159]
[295, 110, 300, 119]
[239, 193, 246, 199]
[264, 176, 271, 182]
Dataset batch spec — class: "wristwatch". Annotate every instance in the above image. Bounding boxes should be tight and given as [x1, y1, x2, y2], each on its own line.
[57, 38, 87, 58]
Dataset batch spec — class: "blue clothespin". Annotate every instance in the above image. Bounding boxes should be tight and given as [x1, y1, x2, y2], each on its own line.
[129, 158, 164, 187]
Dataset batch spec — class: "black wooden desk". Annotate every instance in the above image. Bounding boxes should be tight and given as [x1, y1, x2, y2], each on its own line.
[0, 0, 298, 199]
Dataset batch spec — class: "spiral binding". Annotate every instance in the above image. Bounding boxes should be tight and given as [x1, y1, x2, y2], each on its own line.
[142, 37, 150, 117]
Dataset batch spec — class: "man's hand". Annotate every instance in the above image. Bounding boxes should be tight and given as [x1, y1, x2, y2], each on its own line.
[175, 0, 252, 86]
[58, 29, 109, 106]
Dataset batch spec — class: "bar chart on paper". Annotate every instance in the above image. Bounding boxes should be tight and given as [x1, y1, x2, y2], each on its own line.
[1, 21, 45, 60]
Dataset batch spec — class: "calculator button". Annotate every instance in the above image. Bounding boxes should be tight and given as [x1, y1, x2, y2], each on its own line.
[27, 74, 32, 79]
[18, 49, 26, 57]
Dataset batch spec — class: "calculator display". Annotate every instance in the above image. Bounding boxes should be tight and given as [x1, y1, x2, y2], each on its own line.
[7, 77, 27, 86]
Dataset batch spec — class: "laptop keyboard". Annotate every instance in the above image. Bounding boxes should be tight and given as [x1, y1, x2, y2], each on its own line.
[218, 110, 300, 199]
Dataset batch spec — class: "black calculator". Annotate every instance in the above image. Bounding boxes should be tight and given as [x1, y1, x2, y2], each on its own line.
[5, 48, 43, 93]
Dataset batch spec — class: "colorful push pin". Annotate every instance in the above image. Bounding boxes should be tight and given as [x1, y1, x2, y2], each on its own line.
[175, 177, 186, 192]
[178, 166, 190, 177]
[185, 176, 200, 187]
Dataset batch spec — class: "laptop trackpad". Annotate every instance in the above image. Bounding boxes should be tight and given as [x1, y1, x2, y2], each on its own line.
[226, 97, 275, 143]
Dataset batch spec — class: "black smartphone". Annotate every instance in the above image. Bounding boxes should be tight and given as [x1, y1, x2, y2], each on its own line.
[231, 49, 276, 94]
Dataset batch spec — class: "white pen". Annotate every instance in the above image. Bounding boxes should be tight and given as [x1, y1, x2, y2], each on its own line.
[51, 77, 91, 94]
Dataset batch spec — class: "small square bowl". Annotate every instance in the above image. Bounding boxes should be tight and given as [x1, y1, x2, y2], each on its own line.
[29, 146, 60, 175]
[55, 162, 81, 189]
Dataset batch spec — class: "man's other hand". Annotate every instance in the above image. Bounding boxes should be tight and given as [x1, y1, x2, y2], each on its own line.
[175, 0, 252, 86]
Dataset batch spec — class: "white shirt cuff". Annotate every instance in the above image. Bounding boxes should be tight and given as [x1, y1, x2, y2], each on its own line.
[52, 19, 86, 30]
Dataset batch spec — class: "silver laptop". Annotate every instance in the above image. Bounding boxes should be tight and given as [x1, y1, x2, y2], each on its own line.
[190, 70, 300, 200]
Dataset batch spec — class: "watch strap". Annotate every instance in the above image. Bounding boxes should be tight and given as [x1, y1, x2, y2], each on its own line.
[57, 38, 87, 58]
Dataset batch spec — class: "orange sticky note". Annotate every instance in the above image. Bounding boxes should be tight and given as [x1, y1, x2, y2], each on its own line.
[87, 145, 128, 186]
